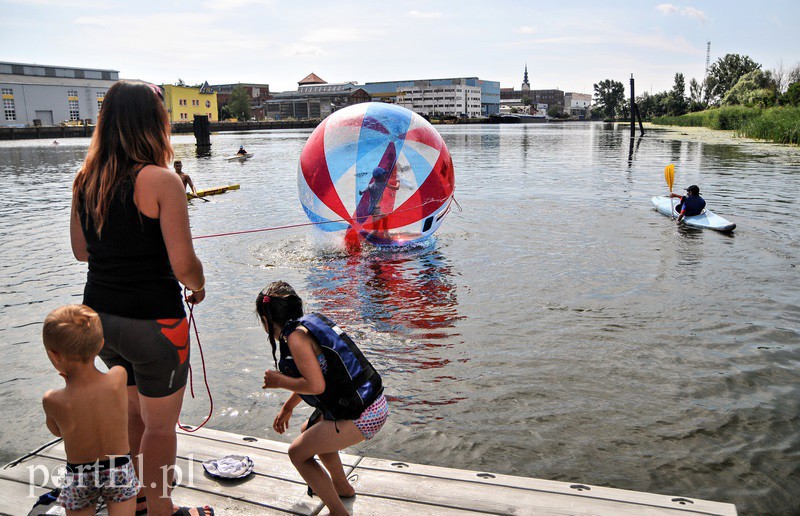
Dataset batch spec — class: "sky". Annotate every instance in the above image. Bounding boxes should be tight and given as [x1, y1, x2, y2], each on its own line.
[3, 0, 799, 96]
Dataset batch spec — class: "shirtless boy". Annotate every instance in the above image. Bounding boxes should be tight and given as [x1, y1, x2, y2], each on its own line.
[42, 305, 140, 515]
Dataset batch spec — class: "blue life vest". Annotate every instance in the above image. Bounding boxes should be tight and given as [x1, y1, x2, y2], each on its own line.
[279, 313, 383, 420]
[681, 195, 706, 216]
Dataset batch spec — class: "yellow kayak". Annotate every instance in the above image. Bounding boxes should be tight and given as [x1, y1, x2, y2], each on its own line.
[188, 184, 240, 199]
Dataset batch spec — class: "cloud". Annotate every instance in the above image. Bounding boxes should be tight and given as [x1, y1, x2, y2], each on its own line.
[60, 11, 275, 74]
[656, 3, 679, 14]
[202, 0, 276, 10]
[682, 7, 706, 21]
[275, 44, 328, 58]
[655, 3, 706, 21]
[4, 0, 109, 5]
[501, 36, 604, 49]
[73, 16, 108, 26]
[515, 26, 536, 34]
[302, 27, 368, 44]
[407, 10, 442, 19]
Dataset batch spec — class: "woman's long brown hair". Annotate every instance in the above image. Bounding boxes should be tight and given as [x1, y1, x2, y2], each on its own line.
[72, 80, 173, 236]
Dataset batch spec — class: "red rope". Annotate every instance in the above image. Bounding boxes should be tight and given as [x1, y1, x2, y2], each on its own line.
[192, 196, 454, 240]
[193, 219, 339, 239]
[175, 194, 458, 429]
[177, 291, 213, 433]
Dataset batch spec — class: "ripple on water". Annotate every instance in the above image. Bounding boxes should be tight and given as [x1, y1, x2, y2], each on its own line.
[1, 127, 799, 514]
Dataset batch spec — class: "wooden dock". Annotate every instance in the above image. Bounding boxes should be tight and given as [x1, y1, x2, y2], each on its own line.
[1, 426, 737, 515]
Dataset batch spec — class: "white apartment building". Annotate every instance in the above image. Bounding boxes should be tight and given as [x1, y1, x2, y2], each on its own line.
[396, 81, 482, 118]
[564, 92, 592, 118]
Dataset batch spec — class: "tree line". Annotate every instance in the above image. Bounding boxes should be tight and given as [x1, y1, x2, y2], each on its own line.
[592, 54, 800, 120]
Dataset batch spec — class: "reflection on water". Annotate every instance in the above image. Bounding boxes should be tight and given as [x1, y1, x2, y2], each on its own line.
[1, 125, 799, 514]
[302, 241, 465, 411]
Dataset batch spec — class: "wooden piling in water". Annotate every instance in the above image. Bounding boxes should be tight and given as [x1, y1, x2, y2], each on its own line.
[193, 114, 212, 155]
[630, 74, 645, 138]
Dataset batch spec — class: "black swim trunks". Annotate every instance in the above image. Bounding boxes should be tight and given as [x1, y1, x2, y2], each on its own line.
[98, 313, 190, 398]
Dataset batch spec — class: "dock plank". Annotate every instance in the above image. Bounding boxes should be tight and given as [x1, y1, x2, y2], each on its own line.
[176, 426, 361, 465]
[1, 454, 319, 515]
[42, 438, 355, 488]
[351, 457, 736, 515]
[0, 477, 49, 515]
[31, 449, 322, 514]
[1, 429, 737, 516]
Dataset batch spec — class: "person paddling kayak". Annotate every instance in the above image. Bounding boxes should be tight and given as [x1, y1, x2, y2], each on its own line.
[669, 184, 705, 223]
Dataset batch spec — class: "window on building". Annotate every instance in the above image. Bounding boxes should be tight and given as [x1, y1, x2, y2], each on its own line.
[67, 90, 80, 121]
[96, 91, 105, 112]
[3, 97, 16, 121]
[192, 99, 199, 106]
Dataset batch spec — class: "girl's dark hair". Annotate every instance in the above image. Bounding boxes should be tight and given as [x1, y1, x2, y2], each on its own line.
[256, 281, 304, 367]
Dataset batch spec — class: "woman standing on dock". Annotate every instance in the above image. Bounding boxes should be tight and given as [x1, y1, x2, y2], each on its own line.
[70, 80, 212, 516]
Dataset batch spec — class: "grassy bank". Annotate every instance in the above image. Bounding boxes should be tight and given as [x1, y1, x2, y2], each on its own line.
[652, 106, 800, 145]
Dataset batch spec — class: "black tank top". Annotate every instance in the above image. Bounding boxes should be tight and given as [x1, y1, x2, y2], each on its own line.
[80, 170, 185, 319]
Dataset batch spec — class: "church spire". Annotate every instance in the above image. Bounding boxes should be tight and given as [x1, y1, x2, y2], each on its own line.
[521, 63, 530, 91]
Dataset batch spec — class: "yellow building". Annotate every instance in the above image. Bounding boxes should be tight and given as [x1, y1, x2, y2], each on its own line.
[162, 83, 218, 123]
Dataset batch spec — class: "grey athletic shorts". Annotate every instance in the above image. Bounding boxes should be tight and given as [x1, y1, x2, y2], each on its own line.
[98, 313, 190, 398]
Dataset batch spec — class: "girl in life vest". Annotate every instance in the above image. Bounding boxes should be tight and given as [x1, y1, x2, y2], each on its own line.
[257, 281, 388, 516]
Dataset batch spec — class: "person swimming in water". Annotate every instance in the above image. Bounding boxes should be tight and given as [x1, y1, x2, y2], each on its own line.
[174, 160, 197, 196]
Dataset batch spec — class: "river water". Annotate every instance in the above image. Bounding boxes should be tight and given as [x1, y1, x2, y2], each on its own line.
[1, 123, 798, 514]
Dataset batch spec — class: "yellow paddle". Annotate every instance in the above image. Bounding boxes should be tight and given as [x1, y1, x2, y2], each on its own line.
[664, 164, 675, 219]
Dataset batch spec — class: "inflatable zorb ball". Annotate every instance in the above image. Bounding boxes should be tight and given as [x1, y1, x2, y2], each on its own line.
[298, 102, 455, 246]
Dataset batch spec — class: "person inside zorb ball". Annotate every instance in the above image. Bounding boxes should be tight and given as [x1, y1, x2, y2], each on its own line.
[298, 102, 455, 246]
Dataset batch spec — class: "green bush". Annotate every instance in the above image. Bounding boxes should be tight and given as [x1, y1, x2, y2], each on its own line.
[739, 107, 800, 145]
[652, 106, 800, 145]
[715, 106, 760, 129]
[781, 83, 800, 107]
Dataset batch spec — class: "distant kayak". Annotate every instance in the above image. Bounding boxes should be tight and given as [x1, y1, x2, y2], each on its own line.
[189, 184, 240, 199]
[225, 153, 253, 161]
[651, 196, 736, 232]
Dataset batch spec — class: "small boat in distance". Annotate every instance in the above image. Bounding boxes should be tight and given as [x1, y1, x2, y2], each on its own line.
[225, 153, 253, 162]
[493, 114, 548, 124]
[188, 184, 240, 199]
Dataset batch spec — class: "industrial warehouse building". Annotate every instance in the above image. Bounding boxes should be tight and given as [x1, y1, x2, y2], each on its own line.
[0, 61, 119, 127]
[266, 73, 371, 120]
